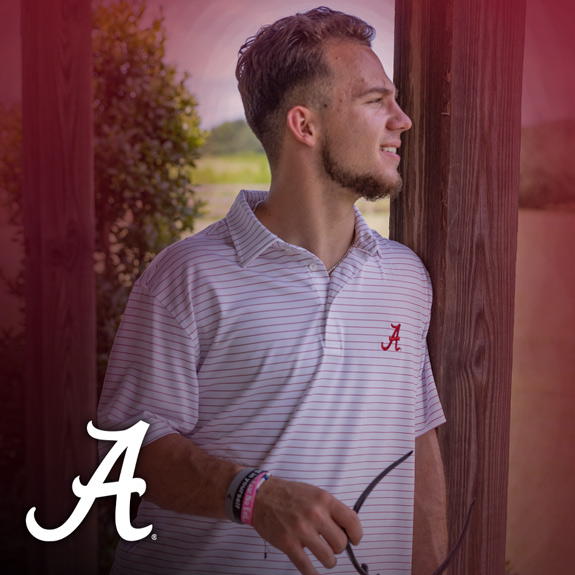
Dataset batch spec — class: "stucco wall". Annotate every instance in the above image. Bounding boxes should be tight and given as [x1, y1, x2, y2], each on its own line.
[506, 209, 575, 574]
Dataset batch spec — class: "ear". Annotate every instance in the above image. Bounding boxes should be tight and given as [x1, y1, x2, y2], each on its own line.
[285, 105, 318, 147]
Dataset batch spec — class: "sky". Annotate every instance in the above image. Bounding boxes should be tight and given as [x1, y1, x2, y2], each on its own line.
[142, 0, 575, 130]
[145, 0, 395, 129]
[0, 0, 574, 128]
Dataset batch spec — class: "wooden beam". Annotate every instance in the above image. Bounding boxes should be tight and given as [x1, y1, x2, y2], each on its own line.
[21, 0, 97, 572]
[391, 1, 525, 573]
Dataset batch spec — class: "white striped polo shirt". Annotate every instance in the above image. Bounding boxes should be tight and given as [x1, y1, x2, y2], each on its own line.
[98, 189, 445, 575]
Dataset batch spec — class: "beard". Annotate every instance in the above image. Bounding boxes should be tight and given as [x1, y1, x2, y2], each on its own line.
[320, 136, 403, 201]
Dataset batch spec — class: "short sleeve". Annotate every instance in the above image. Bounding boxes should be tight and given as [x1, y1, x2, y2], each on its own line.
[414, 343, 446, 436]
[97, 282, 200, 457]
[414, 263, 446, 436]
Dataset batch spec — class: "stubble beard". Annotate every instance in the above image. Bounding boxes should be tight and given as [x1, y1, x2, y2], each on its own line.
[320, 137, 403, 202]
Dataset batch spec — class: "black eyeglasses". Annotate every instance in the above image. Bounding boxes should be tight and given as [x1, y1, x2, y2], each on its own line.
[346, 451, 476, 575]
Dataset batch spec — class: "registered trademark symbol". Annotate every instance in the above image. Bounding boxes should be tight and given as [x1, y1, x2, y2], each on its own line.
[151, 533, 157, 541]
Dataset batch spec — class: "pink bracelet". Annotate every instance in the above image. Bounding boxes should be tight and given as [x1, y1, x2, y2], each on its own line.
[240, 472, 270, 525]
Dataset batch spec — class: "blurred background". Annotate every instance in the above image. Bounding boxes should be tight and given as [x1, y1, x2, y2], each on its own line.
[0, 1, 573, 574]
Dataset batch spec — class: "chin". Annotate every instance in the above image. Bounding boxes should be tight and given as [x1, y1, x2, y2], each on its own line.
[357, 173, 403, 202]
[321, 144, 403, 202]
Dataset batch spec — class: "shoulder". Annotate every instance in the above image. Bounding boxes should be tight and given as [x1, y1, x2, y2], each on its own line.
[368, 230, 433, 314]
[372, 231, 431, 281]
[135, 219, 236, 295]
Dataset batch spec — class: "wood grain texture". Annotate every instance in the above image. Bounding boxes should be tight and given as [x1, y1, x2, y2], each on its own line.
[391, 1, 525, 573]
[21, 0, 97, 572]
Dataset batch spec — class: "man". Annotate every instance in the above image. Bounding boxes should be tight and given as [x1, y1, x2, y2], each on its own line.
[98, 7, 448, 575]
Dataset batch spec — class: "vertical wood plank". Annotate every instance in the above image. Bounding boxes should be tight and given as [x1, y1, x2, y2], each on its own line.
[21, 0, 97, 572]
[391, 1, 525, 573]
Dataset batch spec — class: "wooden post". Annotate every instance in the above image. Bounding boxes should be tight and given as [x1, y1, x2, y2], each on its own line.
[21, 0, 97, 573]
[391, 1, 525, 573]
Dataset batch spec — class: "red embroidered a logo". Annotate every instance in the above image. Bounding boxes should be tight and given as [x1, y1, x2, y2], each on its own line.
[381, 323, 401, 351]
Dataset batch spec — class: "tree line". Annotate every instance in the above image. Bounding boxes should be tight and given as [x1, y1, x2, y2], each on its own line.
[202, 119, 264, 156]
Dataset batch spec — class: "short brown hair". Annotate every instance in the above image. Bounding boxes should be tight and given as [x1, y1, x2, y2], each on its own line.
[236, 6, 375, 165]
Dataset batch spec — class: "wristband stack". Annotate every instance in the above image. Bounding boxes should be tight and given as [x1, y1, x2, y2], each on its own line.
[225, 468, 271, 525]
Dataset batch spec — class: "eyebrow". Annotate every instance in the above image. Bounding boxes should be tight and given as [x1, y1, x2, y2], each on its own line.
[354, 86, 397, 99]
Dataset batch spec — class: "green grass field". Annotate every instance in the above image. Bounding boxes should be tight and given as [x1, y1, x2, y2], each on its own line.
[189, 153, 390, 237]
[191, 153, 271, 185]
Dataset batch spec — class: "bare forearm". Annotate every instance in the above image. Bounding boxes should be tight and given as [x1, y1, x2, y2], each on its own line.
[134, 433, 362, 575]
[412, 429, 448, 575]
[136, 433, 244, 518]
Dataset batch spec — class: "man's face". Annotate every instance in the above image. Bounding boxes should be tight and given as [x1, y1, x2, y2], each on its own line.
[317, 41, 412, 201]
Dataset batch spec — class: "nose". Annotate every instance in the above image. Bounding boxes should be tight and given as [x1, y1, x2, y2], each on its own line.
[390, 100, 412, 133]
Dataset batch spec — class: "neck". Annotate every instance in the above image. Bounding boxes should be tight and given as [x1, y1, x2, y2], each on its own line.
[255, 167, 356, 272]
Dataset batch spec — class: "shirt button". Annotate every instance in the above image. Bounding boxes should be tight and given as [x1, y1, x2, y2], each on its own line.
[308, 262, 318, 272]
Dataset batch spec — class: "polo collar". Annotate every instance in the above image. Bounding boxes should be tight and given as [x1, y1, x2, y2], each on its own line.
[351, 203, 384, 260]
[226, 190, 279, 268]
[226, 189, 383, 268]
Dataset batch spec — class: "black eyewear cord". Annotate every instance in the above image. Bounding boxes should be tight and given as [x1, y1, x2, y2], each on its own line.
[346, 451, 476, 575]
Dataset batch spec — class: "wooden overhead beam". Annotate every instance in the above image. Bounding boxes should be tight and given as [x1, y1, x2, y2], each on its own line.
[391, 1, 525, 573]
[21, 0, 97, 573]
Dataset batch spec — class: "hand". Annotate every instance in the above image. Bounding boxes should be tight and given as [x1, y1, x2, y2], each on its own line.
[251, 476, 363, 575]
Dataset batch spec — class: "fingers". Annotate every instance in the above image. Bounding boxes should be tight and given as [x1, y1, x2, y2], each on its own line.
[315, 510, 352, 557]
[331, 499, 363, 546]
[307, 532, 343, 568]
[251, 477, 363, 574]
[285, 531, 341, 574]
[284, 544, 320, 575]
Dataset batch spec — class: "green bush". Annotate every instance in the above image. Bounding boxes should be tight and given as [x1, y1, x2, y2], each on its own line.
[93, 0, 206, 389]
